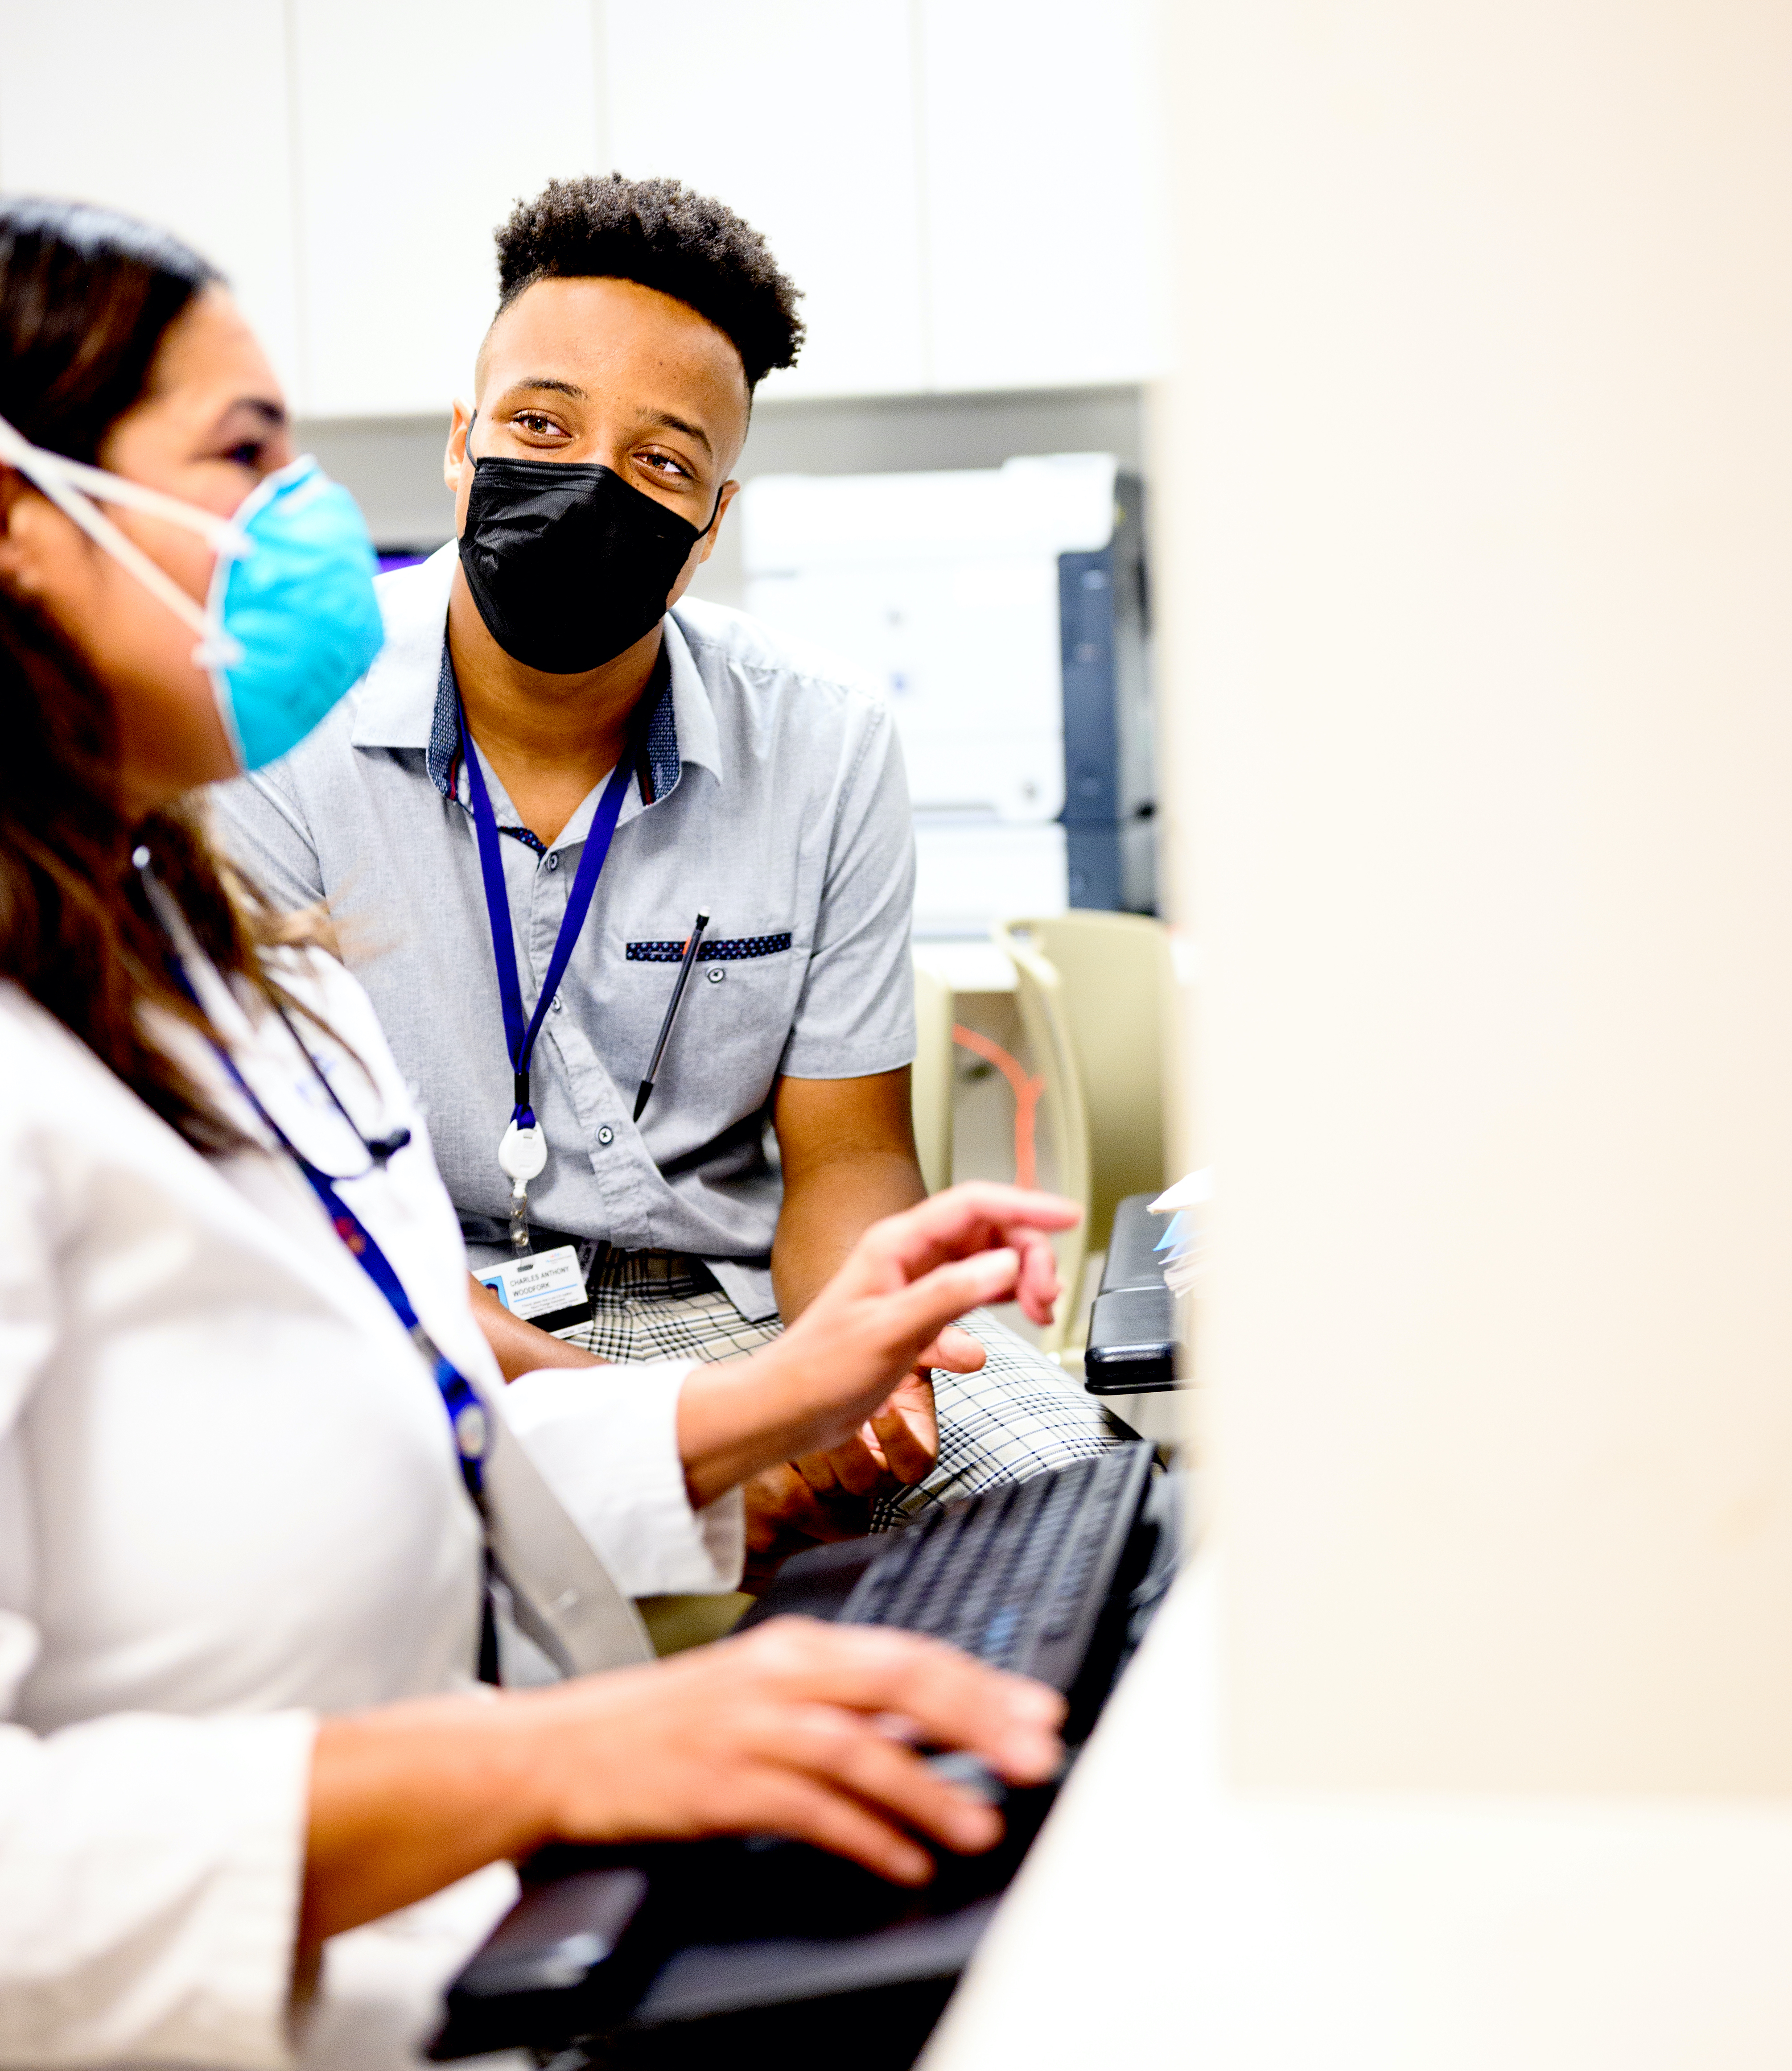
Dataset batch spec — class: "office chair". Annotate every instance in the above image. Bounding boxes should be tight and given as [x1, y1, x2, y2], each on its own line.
[993, 912, 1173, 1352]
[910, 952, 956, 1194]
[989, 924, 1094, 1353]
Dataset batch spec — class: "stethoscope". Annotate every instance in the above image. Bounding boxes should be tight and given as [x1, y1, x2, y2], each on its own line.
[134, 845, 412, 1183]
[268, 991, 413, 1177]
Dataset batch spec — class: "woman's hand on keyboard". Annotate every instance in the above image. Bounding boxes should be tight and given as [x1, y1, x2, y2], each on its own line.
[526, 1615, 1065, 1882]
[303, 1616, 1065, 1948]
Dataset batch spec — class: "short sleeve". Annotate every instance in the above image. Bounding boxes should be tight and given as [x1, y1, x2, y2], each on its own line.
[212, 766, 327, 917]
[779, 701, 919, 1081]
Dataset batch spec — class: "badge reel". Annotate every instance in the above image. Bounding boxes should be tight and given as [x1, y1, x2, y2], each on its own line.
[484, 1121, 591, 1330]
[498, 1117, 548, 1255]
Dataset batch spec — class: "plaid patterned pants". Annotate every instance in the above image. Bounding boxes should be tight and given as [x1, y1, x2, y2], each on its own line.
[554, 1248, 1133, 1529]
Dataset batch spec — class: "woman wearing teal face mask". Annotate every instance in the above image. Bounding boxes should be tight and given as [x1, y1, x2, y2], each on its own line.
[0, 200, 1071, 2063]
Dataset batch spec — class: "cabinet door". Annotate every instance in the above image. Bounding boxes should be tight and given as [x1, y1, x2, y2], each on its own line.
[0, 0, 301, 397]
[603, 0, 926, 399]
[919, 0, 1168, 392]
[289, 0, 601, 418]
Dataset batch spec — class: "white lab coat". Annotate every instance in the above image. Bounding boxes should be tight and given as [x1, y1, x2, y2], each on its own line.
[0, 945, 743, 2068]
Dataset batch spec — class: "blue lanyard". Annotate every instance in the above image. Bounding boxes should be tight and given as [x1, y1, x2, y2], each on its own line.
[209, 1036, 490, 1501]
[459, 697, 636, 1133]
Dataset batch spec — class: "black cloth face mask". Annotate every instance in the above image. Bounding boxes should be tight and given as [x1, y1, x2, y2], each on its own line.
[458, 437, 721, 674]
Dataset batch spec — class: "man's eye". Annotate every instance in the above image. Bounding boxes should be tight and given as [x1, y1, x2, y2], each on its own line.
[641, 452, 691, 480]
[515, 413, 562, 436]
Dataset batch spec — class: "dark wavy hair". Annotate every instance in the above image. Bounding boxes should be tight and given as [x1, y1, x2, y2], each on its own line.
[492, 174, 805, 389]
[0, 198, 306, 1153]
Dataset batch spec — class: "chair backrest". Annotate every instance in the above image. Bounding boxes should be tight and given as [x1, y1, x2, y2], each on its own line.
[910, 951, 956, 1195]
[996, 909, 1172, 1255]
[996, 929, 1093, 1352]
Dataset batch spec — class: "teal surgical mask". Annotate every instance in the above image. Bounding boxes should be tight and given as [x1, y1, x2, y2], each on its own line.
[0, 414, 384, 771]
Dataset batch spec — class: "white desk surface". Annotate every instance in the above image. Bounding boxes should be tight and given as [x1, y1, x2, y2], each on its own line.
[911, 939, 1017, 994]
[920, 1557, 1792, 2071]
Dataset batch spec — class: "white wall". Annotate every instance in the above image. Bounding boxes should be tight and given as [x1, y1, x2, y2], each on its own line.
[0, 0, 303, 394]
[288, 0, 602, 417]
[605, 0, 927, 399]
[918, 0, 1167, 392]
[0, 0, 1164, 416]
[1160, 0, 1792, 1791]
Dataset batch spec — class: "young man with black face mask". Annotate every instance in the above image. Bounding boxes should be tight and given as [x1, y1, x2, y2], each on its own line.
[218, 174, 1126, 1569]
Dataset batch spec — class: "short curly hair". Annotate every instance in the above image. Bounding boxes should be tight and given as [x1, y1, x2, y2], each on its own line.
[491, 174, 804, 390]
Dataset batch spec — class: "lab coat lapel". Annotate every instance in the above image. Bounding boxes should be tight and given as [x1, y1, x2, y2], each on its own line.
[476, 1380, 654, 1671]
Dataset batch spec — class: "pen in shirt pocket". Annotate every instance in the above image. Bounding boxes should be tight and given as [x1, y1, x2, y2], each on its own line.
[634, 912, 709, 1122]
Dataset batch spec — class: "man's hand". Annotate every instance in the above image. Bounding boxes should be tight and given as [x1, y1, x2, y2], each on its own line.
[793, 1366, 942, 1498]
[742, 1462, 871, 1590]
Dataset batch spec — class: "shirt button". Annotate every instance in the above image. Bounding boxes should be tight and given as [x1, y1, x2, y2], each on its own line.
[546, 853, 560, 871]
[551, 993, 564, 1013]
[707, 965, 726, 984]
[597, 1125, 615, 1146]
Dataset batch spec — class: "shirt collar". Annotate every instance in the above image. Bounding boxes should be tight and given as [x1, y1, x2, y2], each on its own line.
[350, 542, 725, 798]
[663, 607, 725, 787]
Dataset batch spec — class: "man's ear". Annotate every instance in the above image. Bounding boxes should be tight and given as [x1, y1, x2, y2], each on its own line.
[697, 480, 740, 566]
[443, 399, 474, 491]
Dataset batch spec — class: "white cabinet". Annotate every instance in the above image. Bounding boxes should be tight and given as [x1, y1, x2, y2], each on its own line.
[0, 0, 1164, 416]
[288, 0, 601, 418]
[0, 0, 302, 398]
[917, 0, 1168, 391]
[602, 0, 926, 400]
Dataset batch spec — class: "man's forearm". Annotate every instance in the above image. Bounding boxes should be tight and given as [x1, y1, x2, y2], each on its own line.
[770, 1150, 926, 1321]
[468, 1274, 607, 1380]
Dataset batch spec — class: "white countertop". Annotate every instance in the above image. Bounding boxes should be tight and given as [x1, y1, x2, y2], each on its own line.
[921, 1557, 1792, 2070]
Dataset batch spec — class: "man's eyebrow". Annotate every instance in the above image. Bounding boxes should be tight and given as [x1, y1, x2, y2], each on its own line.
[639, 409, 713, 457]
[506, 377, 589, 401]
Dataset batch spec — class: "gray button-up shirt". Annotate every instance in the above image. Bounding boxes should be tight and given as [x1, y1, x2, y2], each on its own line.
[214, 546, 916, 1321]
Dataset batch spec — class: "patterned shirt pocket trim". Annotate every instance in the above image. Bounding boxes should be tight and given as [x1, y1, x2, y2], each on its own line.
[626, 931, 795, 964]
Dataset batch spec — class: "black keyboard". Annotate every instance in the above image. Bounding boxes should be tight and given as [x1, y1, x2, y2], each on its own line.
[831, 1446, 1155, 1693]
[431, 1444, 1166, 2065]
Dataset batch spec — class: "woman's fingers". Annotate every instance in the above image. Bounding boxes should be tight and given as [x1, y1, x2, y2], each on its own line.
[729, 1620, 1065, 1784]
[869, 1251, 1025, 1361]
[759, 1702, 1005, 1855]
[875, 1184, 1080, 1276]
[914, 1323, 987, 1374]
[820, 1185, 1079, 1308]
[1012, 1229, 1066, 1325]
[717, 1764, 937, 1885]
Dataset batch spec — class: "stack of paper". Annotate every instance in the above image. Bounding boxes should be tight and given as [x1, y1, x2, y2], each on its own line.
[1147, 1169, 1209, 1297]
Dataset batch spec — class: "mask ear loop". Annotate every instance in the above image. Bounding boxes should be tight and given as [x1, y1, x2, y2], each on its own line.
[0, 412, 248, 667]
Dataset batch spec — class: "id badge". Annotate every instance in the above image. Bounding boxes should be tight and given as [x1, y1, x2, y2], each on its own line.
[475, 1244, 592, 1333]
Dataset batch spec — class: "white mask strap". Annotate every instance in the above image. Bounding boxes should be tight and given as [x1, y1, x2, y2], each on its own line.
[0, 412, 247, 662]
